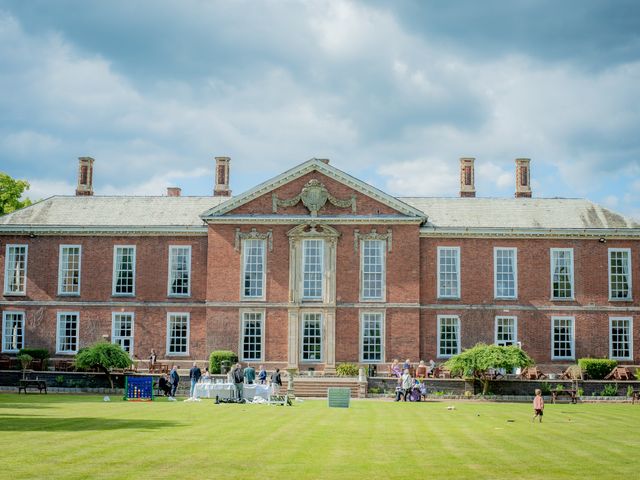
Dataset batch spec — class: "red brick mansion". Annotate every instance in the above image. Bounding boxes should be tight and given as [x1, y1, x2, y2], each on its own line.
[1, 156, 638, 371]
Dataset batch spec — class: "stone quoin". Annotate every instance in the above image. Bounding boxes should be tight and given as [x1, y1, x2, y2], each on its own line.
[0, 156, 638, 371]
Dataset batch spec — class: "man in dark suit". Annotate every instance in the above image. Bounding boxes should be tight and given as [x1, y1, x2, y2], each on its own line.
[189, 362, 202, 398]
[169, 365, 180, 400]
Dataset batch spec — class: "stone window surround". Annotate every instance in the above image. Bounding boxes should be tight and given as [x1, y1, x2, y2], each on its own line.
[239, 308, 265, 362]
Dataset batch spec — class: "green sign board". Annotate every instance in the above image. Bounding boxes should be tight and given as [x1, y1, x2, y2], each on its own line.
[327, 387, 351, 408]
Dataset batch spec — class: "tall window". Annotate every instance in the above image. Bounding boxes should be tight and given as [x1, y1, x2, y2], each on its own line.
[4, 244, 27, 295]
[361, 240, 385, 300]
[2, 311, 25, 353]
[494, 248, 517, 299]
[438, 315, 460, 357]
[495, 316, 517, 346]
[609, 249, 632, 300]
[301, 312, 323, 362]
[302, 239, 324, 300]
[58, 245, 81, 295]
[242, 239, 265, 299]
[437, 247, 460, 298]
[112, 313, 134, 354]
[360, 312, 383, 362]
[609, 317, 632, 360]
[168, 246, 191, 296]
[241, 311, 264, 361]
[551, 316, 574, 359]
[551, 249, 574, 299]
[166, 313, 189, 355]
[56, 312, 79, 354]
[113, 246, 136, 295]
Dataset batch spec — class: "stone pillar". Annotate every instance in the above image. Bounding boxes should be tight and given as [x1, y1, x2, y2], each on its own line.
[287, 309, 299, 370]
[324, 309, 336, 374]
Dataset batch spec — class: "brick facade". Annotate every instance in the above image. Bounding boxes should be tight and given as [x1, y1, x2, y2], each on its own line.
[1, 161, 638, 369]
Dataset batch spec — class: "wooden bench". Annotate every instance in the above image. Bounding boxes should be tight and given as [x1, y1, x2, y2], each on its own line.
[551, 389, 577, 404]
[18, 379, 47, 394]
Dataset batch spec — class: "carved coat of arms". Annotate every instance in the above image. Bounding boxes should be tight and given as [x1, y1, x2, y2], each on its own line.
[272, 179, 356, 216]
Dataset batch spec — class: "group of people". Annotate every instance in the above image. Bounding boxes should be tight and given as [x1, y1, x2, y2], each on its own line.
[390, 359, 435, 402]
[390, 359, 436, 378]
[157, 365, 182, 400]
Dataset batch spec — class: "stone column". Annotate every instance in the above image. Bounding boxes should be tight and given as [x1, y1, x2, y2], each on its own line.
[324, 308, 336, 374]
[287, 309, 299, 370]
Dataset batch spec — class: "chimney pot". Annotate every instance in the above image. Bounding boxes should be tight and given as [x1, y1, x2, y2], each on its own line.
[515, 158, 532, 198]
[213, 156, 231, 197]
[167, 187, 181, 197]
[459, 157, 476, 198]
[75, 156, 95, 196]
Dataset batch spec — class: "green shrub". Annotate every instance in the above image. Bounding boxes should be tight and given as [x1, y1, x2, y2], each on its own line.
[627, 385, 634, 397]
[600, 383, 618, 396]
[368, 386, 382, 394]
[336, 363, 359, 377]
[18, 348, 49, 360]
[578, 358, 617, 380]
[209, 351, 238, 374]
[540, 382, 552, 395]
[577, 388, 584, 397]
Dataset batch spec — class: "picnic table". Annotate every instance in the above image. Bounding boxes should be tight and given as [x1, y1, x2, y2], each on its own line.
[18, 379, 47, 394]
[551, 389, 577, 404]
[604, 366, 635, 380]
[149, 362, 169, 374]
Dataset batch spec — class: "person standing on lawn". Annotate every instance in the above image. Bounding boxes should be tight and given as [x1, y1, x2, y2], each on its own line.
[232, 363, 244, 400]
[244, 364, 256, 384]
[189, 362, 202, 398]
[270, 368, 282, 394]
[258, 365, 267, 384]
[532, 389, 544, 422]
[169, 365, 180, 400]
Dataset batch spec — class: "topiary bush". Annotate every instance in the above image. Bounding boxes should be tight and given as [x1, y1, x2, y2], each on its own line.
[209, 351, 238, 374]
[578, 358, 617, 379]
[336, 363, 359, 377]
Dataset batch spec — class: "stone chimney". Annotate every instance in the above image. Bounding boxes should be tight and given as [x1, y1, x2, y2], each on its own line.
[515, 158, 532, 198]
[459, 157, 476, 197]
[213, 156, 231, 197]
[318, 158, 330, 164]
[75, 157, 94, 196]
[167, 187, 181, 197]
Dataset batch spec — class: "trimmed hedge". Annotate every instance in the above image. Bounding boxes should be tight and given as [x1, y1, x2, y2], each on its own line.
[18, 348, 49, 360]
[336, 363, 359, 377]
[209, 351, 238, 374]
[578, 358, 617, 380]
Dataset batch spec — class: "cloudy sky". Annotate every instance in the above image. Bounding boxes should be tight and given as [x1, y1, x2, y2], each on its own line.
[1, 0, 639, 219]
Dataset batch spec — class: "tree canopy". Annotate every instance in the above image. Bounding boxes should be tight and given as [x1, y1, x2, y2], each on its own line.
[75, 342, 133, 388]
[445, 343, 534, 395]
[0, 172, 32, 214]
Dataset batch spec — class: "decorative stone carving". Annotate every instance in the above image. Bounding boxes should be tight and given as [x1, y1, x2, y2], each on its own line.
[234, 228, 273, 251]
[272, 179, 356, 216]
[353, 228, 393, 253]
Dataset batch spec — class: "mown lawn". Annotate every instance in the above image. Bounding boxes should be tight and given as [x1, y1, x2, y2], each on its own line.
[0, 394, 638, 479]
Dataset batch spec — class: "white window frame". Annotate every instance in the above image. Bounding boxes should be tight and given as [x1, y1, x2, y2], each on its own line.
[2, 311, 25, 353]
[360, 239, 386, 302]
[239, 310, 265, 362]
[167, 245, 192, 297]
[111, 312, 135, 356]
[608, 248, 632, 301]
[166, 312, 190, 356]
[241, 239, 266, 300]
[551, 316, 575, 360]
[58, 245, 82, 296]
[56, 312, 79, 355]
[609, 316, 633, 361]
[494, 316, 518, 347]
[359, 311, 385, 363]
[300, 312, 323, 363]
[112, 245, 136, 296]
[301, 239, 324, 301]
[3, 244, 28, 295]
[437, 314, 460, 358]
[550, 248, 574, 300]
[437, 246, 461, 299]
[494, 247, 518, 300]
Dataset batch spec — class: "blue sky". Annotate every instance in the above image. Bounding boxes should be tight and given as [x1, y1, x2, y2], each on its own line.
[0, 0, 639, 219]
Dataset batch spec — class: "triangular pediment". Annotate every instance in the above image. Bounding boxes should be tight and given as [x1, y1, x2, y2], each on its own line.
[200, 158, 427, 221]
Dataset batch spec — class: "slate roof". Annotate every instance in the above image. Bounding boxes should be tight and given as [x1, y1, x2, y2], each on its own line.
[0, 195, 637, 231]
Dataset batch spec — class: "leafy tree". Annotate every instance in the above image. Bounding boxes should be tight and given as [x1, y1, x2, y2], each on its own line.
[445, 343, 534, 395]
[75, 342, 133, 388]
[0, 172, 32, 214]
[17, 353, 33, 380]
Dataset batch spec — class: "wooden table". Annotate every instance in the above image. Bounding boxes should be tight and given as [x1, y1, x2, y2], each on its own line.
[551, 389, 577, 404]
[18, 379, 47, 394]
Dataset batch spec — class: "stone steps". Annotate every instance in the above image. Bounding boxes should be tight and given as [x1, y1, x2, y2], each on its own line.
[291, 378, 362, 398]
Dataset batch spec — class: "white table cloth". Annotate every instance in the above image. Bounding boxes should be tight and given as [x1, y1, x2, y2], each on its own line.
[193, 382, 271, 401]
